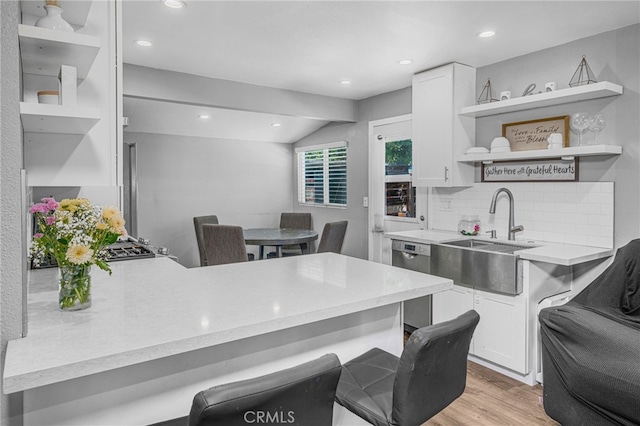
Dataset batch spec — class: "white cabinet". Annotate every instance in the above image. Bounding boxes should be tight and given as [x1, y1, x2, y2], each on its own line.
[412, 63, 475, 187]
[433, 284, 527, 374]
[20, 1, 121, 188]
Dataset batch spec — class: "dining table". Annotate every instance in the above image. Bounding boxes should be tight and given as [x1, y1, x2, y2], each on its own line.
[243, 228, 318, 259]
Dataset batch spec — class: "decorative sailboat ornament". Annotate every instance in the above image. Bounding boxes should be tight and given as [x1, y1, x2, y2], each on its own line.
[477, 78, 498, 104]
[569, 55, 597, 87]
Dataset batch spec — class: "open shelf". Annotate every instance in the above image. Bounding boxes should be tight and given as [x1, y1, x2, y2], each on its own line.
[459, 81, 624, 118]
[457, 144, 622, 163]
[20, 102, 101, 134]
[20, 0, 93, 28]
[18, 24, 100, 79]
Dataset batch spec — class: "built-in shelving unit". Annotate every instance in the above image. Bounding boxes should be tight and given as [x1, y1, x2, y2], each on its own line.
[20, 0, 92, 27]
[18, 24, 100, 79]
[20, 102, 100, 134]
[457, 144, 622, 163]
[459, 81, 624, 118]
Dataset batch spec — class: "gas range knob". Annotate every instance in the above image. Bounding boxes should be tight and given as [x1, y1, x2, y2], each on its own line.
[138, 237, 150, 245]
[158, 247, 169, 255]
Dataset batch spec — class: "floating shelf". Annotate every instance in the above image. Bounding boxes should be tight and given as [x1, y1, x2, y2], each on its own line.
[20, 102, 101, 134]
[20, 0, 93, 28]
[18, 24, 100, 80]
[457, 144, 622, 163]
[459, 81, 624, 117]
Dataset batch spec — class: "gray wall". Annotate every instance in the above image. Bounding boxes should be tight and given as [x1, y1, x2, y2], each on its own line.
[1, 0, 24, 423]
[293, 87, 412, 259]
[130, 132, 294, 268]
[476, 24, 640, 247]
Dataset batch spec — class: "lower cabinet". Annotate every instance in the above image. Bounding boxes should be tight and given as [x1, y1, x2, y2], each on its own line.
[433, 284, 527, 374]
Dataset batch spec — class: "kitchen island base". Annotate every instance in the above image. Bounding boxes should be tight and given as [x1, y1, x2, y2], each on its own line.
[20, 304, 402, 425]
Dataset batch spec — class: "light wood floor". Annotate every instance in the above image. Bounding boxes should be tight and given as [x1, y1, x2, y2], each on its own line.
[426, 361, 559, 425]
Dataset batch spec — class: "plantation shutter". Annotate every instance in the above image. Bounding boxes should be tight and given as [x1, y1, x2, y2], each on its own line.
[296, 141, 347, 207]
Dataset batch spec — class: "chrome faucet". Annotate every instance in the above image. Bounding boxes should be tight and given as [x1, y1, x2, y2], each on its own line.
[489, 188, 524, 240]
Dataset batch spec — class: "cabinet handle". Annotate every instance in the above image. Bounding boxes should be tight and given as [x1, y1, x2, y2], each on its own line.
[444, 167, 449, 182]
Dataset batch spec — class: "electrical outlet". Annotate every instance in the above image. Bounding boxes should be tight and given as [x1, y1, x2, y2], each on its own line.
[439, 197, 453, 212]
[363, 196, 369, 207]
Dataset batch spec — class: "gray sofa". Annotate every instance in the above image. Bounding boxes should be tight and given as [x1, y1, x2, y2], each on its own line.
[539, 239, 640, 425]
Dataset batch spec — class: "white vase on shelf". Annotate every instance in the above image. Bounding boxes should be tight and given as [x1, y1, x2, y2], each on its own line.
[35, 0, 74, 33]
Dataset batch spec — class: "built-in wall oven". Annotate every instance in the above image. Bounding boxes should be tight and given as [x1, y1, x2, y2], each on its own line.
[391, 240, 431, 332]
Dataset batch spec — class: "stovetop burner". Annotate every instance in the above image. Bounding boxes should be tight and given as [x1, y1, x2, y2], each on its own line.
[104, 240, 156, 262]
[31, 239, 156, 269]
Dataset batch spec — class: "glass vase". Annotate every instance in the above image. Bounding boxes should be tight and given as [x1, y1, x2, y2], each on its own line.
[58, 264, 92, 311]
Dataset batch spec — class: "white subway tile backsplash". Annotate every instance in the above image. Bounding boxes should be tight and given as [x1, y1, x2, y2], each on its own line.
[430, 182, 613, 248]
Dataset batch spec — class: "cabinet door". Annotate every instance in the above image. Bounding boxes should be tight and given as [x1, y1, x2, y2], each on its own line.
[412, 63, 475, 187]
[432, 284, 474, 324]
[473, 289, 527, 374]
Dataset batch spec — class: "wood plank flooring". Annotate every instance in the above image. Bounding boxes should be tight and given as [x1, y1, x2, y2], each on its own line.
[426, 361, 559, 425]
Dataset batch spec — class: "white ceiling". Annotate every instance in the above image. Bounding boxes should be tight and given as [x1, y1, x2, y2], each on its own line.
[121, 0, 640, 142]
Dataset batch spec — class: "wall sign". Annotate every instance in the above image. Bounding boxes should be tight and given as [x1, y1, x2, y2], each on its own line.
[482, 158, 578, 182]
[502, 116, 570, 151]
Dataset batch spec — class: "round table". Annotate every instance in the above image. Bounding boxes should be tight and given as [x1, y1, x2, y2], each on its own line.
[243, 228, 318, 259]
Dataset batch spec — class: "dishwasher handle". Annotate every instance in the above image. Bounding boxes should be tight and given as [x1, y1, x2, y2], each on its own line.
[402, 251, 418, 260]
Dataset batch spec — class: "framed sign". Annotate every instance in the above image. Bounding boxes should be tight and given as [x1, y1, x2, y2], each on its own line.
[502, 116, 569, 151]
[482, 158, 578, 182]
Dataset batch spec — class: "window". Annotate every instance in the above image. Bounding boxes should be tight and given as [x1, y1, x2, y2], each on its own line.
[385, 139, 415, 218]
[296, 141, 347, 207]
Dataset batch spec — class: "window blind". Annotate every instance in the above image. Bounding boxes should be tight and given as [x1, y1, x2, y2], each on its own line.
[296, 142, 347, 207]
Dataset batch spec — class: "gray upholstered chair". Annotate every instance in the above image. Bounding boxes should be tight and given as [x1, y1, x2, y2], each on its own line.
[193, 215, 219, 266]
[317, 221, 348, 254]
[202, 224, 248, 266]
[335, 310, 480, 426]
[148, 353, 342, 426]
[268, 212, 313, 258]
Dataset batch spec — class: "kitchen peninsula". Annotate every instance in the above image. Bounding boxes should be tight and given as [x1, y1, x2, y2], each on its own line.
[3, 253, 452, 425]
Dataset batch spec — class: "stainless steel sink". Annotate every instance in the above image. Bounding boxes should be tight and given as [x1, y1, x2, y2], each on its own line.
[430, 239, 537, 295]
[443, 239, 533, 254]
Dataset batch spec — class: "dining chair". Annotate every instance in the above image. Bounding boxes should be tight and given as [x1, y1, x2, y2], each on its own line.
[317, 221, 348, 254]
[193, 215, 219, 266]
[335, 310, 480, 426]
[148, 353, 342, 426]
[268, 212, 313, 258]
[202, 224, 248, 266]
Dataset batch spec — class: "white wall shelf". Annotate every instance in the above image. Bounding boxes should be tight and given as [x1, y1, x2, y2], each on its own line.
[18, 24, 100, 80]
[459, 81, 624, 118]
[20, 0, 93, 28]
[457, 144, 622, 163]
[20, 102, 101, 134]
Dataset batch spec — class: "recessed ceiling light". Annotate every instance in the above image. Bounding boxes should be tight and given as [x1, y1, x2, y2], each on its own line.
[477, 30, 496, 38]
[197, 114, 210, 120]
[163, 0, 185, 8]
[135, 39, 152, 47]
[398, 59, 413, 65]
[271, 122, 281, 127]
[339, 80, 352, 86]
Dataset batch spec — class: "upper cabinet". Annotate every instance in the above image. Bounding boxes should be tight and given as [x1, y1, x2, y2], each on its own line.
[412, 63, 476, 187]
[20, 0, 121, 188]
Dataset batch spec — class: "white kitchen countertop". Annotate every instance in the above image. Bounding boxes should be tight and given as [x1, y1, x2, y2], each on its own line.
[384, 229, 614, 266]
[3, 253, 452, 394]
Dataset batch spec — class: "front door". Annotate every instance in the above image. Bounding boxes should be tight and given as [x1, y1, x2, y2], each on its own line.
[368, 114, 426, 264]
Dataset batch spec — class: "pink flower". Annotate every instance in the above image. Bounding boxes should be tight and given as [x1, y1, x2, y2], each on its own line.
[45, 216, 56, 225]
[29, 203, 47, 214]
[33, 233, 43, 239]
[44, 199, 59, 211]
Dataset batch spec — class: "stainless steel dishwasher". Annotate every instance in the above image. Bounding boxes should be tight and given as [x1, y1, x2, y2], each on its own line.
[391, 240, 431, 332]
